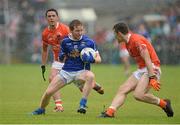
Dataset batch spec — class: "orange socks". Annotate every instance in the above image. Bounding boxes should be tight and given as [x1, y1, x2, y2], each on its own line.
[106, 107, 116, 116]
[159, 99, 167, 108]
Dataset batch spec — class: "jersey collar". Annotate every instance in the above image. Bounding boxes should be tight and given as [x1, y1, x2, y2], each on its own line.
[48, 22, 59, 30]
[68, 34, 83, 41]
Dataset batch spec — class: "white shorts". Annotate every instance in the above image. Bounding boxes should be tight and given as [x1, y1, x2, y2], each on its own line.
[58, 69, 86, 84]
[52, 61, 64, 70]
[133, 65, 161, 80]
[119, 49, 129, 58]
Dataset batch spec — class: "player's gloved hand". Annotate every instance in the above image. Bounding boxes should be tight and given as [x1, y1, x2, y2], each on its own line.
[81, 52, 95, 63]
[41, 65, 46, 81]
[149, 75, 160, 91]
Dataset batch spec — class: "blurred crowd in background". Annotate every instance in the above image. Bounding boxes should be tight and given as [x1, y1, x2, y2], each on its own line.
[0, 0, 179, 65]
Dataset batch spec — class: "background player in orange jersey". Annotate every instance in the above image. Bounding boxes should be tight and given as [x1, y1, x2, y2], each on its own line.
[41, 8, 69, 112]
[99, 22, 174, 118]
[41, 9, 104, 112]
[118, 42, 130, 76]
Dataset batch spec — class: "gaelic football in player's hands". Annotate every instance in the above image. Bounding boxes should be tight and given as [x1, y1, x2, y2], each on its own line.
[81, 52, 95, 63]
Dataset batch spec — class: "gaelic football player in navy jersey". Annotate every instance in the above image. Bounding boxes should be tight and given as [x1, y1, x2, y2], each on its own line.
[32, 19, 102, 115]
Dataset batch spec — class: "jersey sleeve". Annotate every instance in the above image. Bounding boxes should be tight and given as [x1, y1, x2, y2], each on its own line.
[61, 23, 70, 38]
[136, 41, 147, 54]
[86, 38, 98, 52]
[65, 25, 70, 35]
[59, 40, 66, 61]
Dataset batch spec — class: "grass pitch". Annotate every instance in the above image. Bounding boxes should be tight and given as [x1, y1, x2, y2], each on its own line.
[0, 64, 180, 124]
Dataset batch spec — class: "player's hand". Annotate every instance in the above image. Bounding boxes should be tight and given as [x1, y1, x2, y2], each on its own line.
[41, 65, 46, 81]
[149, 75, 160, 91]
[81, 52, 95, 63]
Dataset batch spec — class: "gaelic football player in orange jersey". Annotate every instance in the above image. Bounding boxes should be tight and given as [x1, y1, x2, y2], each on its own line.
[41, 8, 69, 112]
[41, 9, 104, 112]
[99, 22, 174, 118]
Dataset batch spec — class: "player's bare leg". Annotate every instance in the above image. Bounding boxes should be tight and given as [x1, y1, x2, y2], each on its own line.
[133, 74, 174, 117]
[41, 75, 65, 108]
[77, 71, 94, 114]
[99, 75, 138, 117]
[133, 74, 160, 104]
[83, 71, 95, 97]
[49, 68, 64, 112]
[32, 75, 66, 115]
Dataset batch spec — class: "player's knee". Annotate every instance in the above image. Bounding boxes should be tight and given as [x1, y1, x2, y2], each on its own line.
[86, 71, 95, 80]
[133, 92, 144, 101]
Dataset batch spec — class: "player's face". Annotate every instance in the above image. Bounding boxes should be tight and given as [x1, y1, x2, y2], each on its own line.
[114, 31, 124, 43]
[71, 25, 84, 40]
[46, 11, 58, 27]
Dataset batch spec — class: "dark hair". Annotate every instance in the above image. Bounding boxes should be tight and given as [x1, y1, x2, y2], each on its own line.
[69, 19, 83, 31]
[45, 8, 58, 17]
[113, 22, 129, 35]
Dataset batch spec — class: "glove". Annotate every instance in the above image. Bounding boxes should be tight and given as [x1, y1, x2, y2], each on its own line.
[41, 65, 46, 81]
[81, 52, 95, 63]
[149, 75, 160, 91]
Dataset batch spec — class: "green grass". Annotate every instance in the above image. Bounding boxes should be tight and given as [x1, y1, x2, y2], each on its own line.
[0, 64, 180, 124]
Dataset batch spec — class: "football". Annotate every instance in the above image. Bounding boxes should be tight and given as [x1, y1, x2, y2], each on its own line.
[80, 47, 96, 60]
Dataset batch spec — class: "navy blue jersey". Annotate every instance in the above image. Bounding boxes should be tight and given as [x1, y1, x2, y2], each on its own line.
[59, 35, 97, 71]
